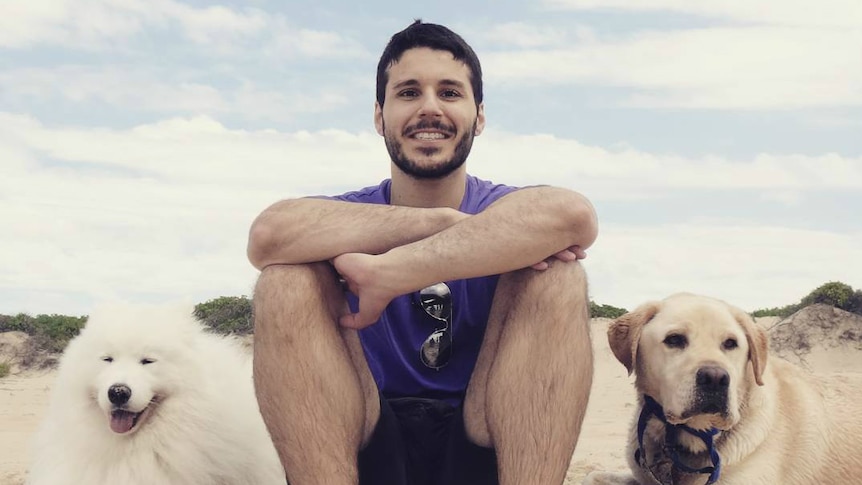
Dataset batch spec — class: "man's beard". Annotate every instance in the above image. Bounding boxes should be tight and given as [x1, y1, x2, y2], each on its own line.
[384, 119, 477, 180]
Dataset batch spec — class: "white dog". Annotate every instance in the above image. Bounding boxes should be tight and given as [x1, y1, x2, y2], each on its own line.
[27, 302, 285, 485]
[584, 293, 862, 485]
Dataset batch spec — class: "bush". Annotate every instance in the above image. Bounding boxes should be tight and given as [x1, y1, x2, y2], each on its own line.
[194, 296, 253, 335]
[0, 313, 37, 334]
[752, 281, 862, 318]
[32, 314, 87, 353]
[801, 281, 855, 309]
[590, 301, 628, 319]
[0, 361, 10, 378]
[751, 303, 801, 318]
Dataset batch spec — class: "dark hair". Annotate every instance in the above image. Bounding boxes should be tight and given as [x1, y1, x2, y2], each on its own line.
[376, 20, 483, 108]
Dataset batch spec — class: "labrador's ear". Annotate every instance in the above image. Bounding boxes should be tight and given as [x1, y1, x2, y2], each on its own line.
[729, 306, 768, 386]
[608, 301, 660, 375]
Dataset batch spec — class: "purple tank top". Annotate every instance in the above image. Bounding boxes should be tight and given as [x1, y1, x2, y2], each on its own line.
[332, 175, 518, 405]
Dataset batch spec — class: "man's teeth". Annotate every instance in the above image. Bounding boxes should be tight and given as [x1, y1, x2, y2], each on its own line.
[413, 132, 446, 140]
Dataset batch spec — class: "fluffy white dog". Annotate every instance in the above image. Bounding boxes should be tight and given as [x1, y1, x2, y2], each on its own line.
[27, 302, 285, 485]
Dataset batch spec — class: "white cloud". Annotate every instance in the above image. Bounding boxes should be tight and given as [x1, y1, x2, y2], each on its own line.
[0, 0, 368, 60]
[1, 113, 859, 315]
[589, 223, 862, 311]
[481, 22, 571, 48]
[483, 27, 862, 109]
[542, 0, 862, 28]
[470, 130, 862, 197]
[0, 66, 351, 121]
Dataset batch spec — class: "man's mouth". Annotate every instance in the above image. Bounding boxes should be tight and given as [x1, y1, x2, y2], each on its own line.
[411, 131, 449, 140]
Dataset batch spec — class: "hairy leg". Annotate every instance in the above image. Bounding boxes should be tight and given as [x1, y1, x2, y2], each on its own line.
[464, 261, 593, 485]
[253, 263, 380, 485]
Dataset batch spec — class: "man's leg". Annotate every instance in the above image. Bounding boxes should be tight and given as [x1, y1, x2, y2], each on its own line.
[253, 263, 380, 485]
[463, 261, 593, 485]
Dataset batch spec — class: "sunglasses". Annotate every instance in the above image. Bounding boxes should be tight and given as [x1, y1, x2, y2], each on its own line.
[414, 282, 453, 370]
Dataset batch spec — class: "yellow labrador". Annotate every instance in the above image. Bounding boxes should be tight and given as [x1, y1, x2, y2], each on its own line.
[583, 293, 862, 485]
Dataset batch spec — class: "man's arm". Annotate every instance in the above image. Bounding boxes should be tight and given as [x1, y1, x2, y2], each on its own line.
[247, 198, 467, 270]
[334, 185, 598, 328]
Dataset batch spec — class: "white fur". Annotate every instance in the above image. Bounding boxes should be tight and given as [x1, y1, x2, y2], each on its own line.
[26, 302, 285, 485]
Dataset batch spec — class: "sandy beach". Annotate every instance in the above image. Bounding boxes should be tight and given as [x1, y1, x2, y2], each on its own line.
[0, 319, 635, 484]
[2, 315, 857, 485]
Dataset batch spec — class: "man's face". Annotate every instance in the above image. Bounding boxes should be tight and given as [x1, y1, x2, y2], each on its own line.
[375, 47, 485, 179]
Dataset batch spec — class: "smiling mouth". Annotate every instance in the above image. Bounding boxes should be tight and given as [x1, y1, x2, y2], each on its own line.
[410, 131, 450, 141]
[109, 398, 158, 434]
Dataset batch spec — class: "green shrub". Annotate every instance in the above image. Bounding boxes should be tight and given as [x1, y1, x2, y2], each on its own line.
[32, 314, 87, 353]
[0, 361, 10, 378]
[801, 281, 855, 309]
[590, 301, 628, 319]
[194, 296, 253, 335]
[753, 281, 861, 318]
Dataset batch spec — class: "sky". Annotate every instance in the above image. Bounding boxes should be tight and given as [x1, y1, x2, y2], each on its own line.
[1, 0, 861, 316]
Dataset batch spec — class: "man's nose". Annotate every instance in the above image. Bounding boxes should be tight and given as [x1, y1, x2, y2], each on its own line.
[418, 91, 443, 116]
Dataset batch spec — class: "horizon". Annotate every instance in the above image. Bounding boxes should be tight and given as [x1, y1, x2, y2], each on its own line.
[1, 0, 860, 316]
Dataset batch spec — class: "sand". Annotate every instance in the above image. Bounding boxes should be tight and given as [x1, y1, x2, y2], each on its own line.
[1, 317, 857, 485]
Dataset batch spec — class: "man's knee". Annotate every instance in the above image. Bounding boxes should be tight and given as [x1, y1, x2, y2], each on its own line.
[254, 262, 344, 326]
[500, 260, 588, 299]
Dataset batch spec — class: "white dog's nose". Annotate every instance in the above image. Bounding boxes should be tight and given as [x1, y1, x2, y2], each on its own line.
[108, 384, 132, 405]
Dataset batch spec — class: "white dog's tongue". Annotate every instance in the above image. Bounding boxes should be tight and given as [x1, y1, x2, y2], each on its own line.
[110, 410, 136, 434]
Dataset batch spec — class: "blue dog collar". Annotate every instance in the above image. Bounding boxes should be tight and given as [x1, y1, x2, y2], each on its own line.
[635, 395, 722, 485]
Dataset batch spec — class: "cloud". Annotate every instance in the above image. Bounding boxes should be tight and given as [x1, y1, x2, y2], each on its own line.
[480, 22, 572, 48]
[483, 26, 862, 109]
[0, 66, 352, 122]
[0, 0, 368, 60]
[541, 0, 862, 28]
[469, 129, 862, 196]
[1, 113, 859, 315]
[589, 223, 862, 311]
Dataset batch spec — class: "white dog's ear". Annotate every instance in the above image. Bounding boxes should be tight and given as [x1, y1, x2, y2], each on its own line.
[730, 306, 769, 386]
[608, 301, 660, 375]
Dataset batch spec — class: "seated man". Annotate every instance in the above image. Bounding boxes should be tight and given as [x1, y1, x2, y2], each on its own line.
[247, 20, 598, 485]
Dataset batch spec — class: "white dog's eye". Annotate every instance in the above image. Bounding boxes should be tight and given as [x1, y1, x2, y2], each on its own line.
[663, 334, 687, 349]
[140, 358, 156, 365]
[101, 356, 113, 363]
[723, 338, 739, 350]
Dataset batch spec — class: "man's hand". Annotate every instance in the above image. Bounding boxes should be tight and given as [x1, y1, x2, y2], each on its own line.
[530, 245, 587, 271]
[332, 253, 402, 330]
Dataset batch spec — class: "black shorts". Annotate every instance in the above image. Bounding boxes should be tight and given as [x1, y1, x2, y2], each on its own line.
[357, 396, 498, 485]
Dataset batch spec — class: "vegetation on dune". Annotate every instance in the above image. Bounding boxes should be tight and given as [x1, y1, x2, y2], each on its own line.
[752, 281, 862, 318]
[589, 301, 628, 319]
[1, 282, 860, 373]
[193, 296, 254, 335]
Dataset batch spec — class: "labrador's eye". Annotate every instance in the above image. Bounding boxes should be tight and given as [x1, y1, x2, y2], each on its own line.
[663, 334, 687, 349]
[101, 356, 113, 363]
[140, 358, 156, 365]
[723, 338, 738, 350]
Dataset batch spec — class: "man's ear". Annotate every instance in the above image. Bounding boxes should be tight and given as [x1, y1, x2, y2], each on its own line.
[608, 301, 660, 375]
[374, 102, 384, 136]
[474, 103, 485, 136]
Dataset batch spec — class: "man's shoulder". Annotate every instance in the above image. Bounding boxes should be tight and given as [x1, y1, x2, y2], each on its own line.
[328, 179, 391, 204]
[462, 174, 519, 213]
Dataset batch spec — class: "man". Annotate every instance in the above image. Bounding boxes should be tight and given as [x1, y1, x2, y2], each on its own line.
[248, 20, 598, 485]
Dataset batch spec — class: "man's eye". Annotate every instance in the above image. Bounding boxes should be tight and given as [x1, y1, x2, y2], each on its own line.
[663, 334, 687, 349]
[440, 90, 461, 98]
[398, 89, 419, 98]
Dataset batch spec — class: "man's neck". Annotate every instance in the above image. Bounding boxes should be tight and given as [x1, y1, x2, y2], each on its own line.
[390, 166, 467, 209]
